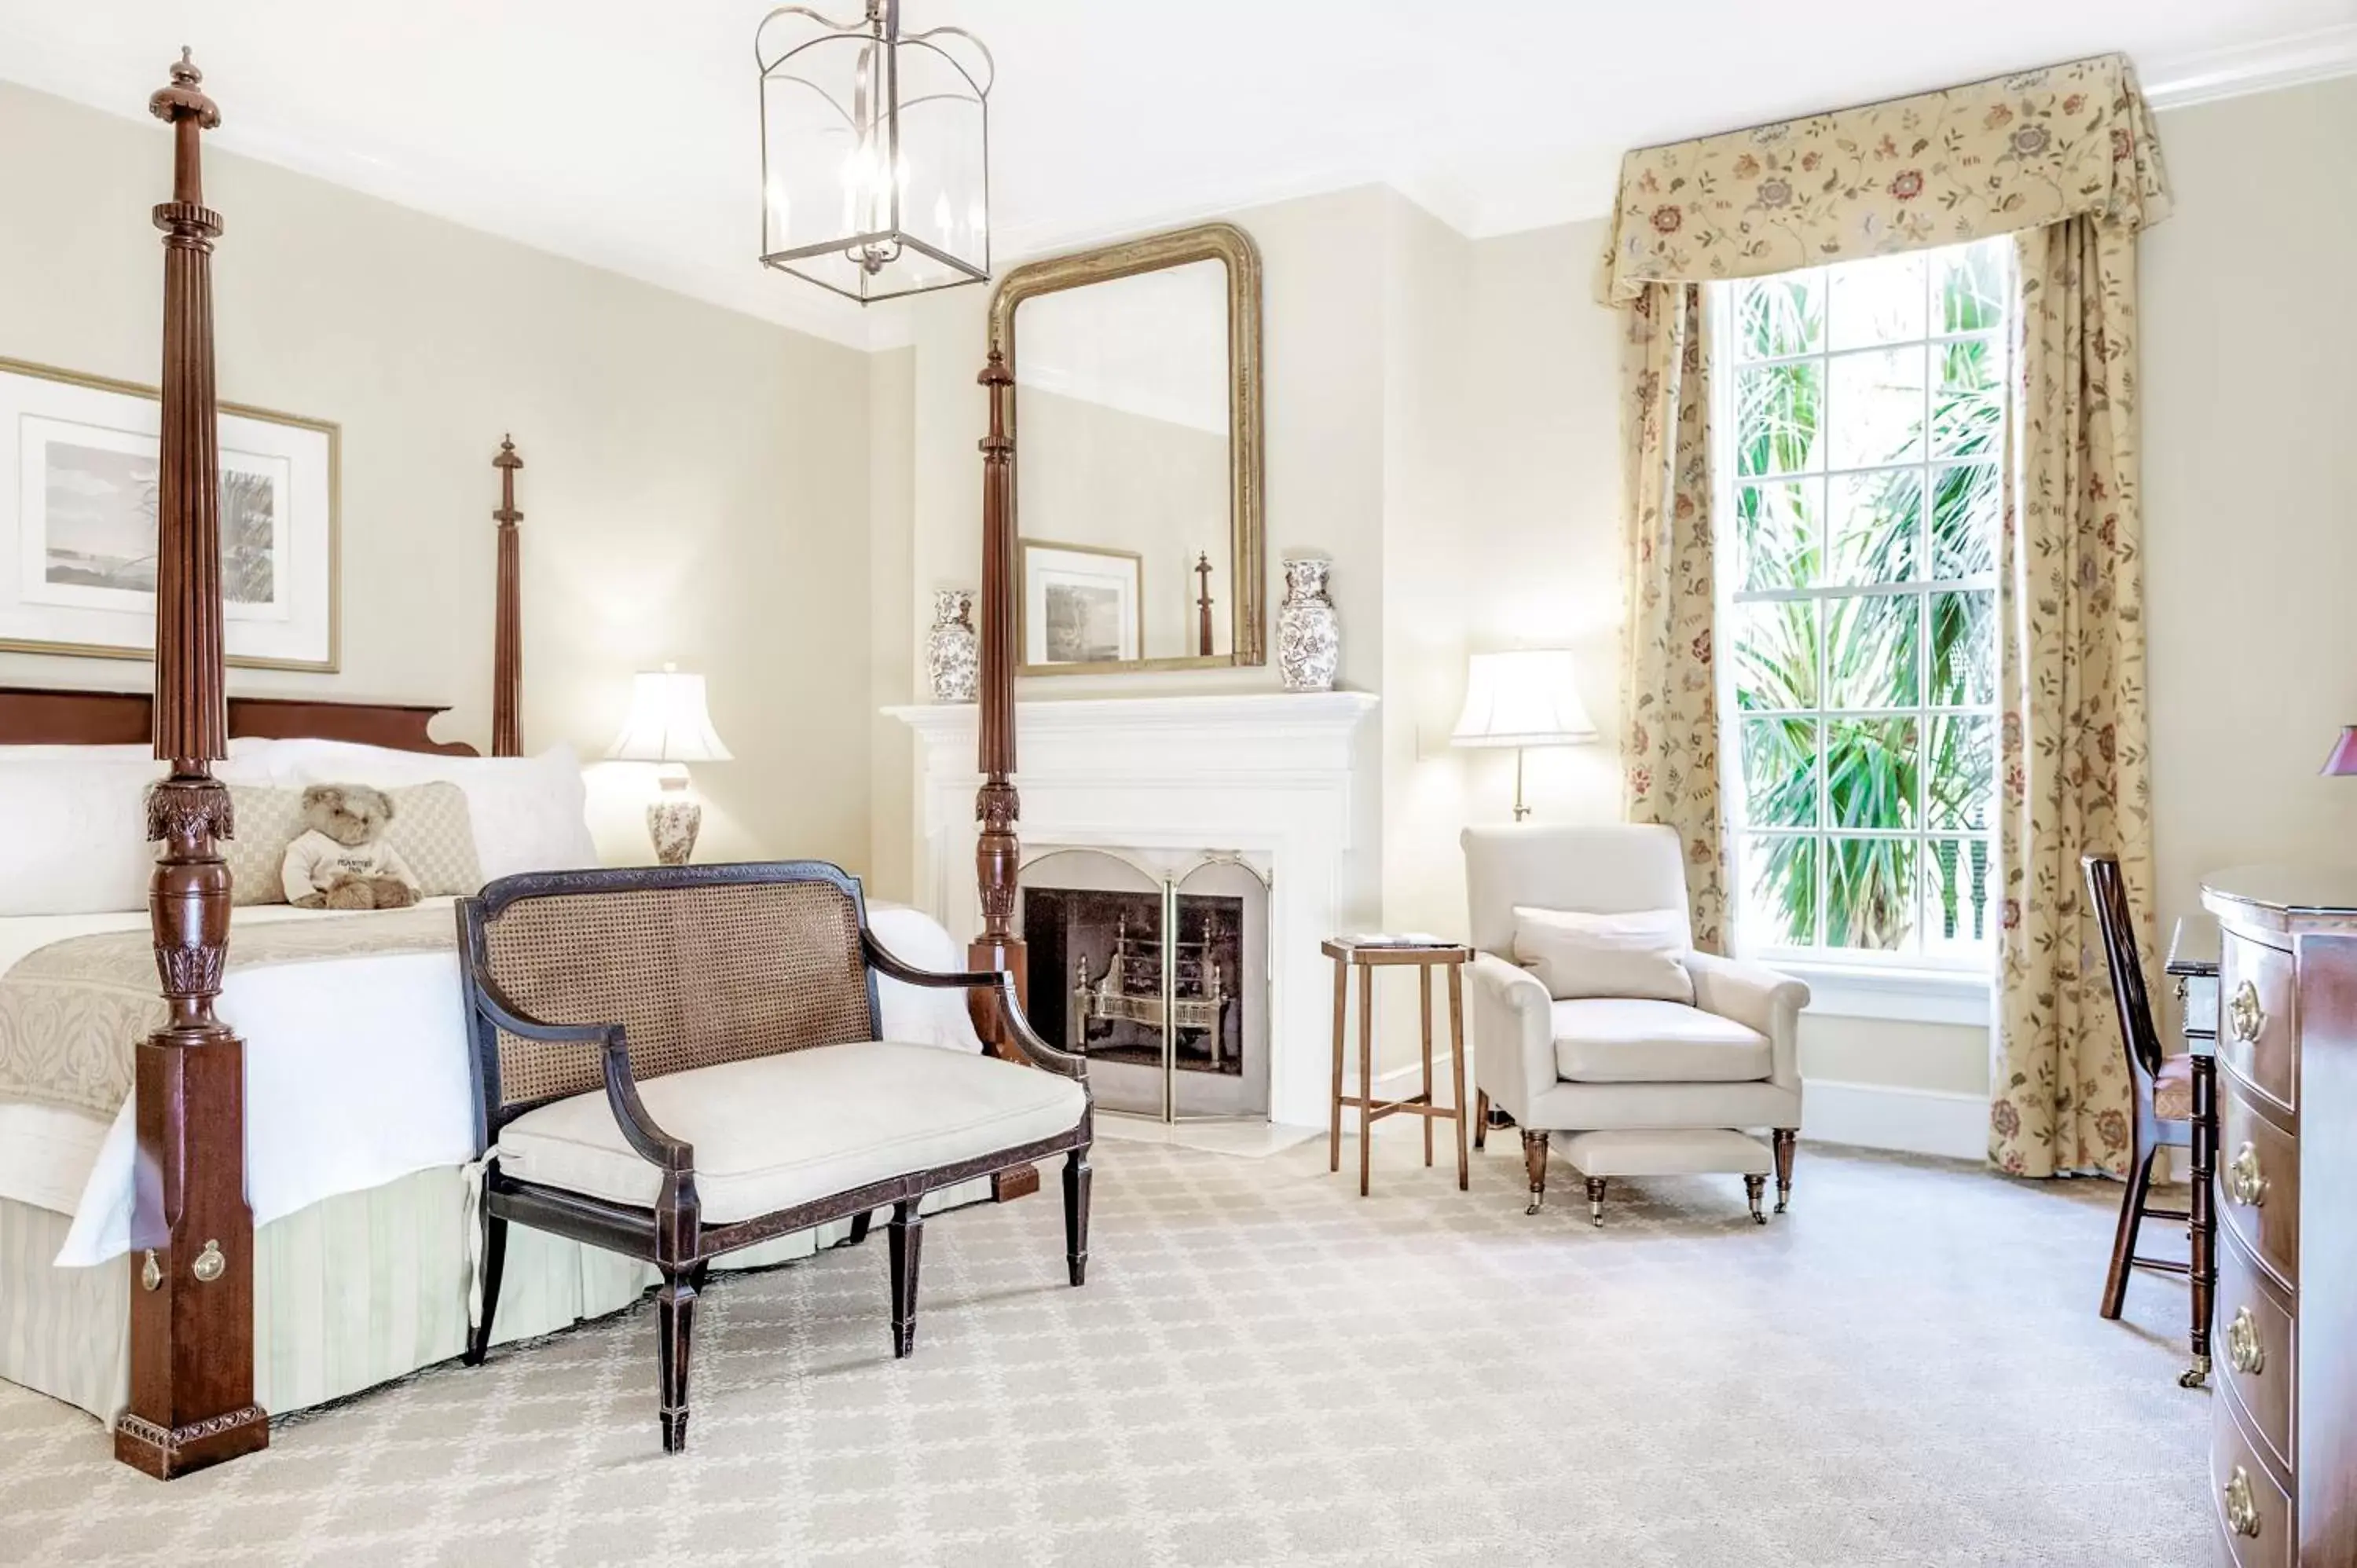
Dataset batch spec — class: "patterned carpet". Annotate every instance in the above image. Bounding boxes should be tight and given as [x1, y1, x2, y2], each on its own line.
[0, 1135, 2210, 1567]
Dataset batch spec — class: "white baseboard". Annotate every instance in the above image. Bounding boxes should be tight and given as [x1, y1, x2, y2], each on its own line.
[1802, 1078, 1987, 1161]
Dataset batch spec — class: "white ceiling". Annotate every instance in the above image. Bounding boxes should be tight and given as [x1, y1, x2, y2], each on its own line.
[2, 1, 2351, 352]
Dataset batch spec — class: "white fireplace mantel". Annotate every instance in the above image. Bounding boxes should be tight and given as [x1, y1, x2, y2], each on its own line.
[886, 690, 1381, 1127]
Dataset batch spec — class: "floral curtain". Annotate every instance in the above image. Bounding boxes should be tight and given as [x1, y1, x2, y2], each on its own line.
[1989, 211, 2162, 1178]
[1594, 54, 2172, 306]
[1595, 53, 2171, 1173]
[1619, 282, 1725, 952]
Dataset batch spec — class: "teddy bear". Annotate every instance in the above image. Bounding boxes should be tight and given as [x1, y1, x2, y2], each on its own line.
[280, 783, 423, 911]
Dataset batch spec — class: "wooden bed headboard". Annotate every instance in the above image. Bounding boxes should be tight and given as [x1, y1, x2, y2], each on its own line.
[0, 687, 476, 755]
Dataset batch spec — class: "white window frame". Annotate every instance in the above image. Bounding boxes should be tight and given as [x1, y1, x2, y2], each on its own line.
[1709, 241, 2012, 1014]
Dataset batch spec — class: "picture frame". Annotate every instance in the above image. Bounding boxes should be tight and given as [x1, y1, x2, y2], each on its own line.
[1019, 539, 1144, 672]
[0, 356, 339, 671]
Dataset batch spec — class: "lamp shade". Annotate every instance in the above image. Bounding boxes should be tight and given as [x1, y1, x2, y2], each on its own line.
[2324, 727, 2357, 776]
[607, 665, 733, 764]
[1451, 650, 1598, 749]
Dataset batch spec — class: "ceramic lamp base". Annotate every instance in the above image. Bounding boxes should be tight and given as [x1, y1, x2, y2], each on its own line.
[647, 782, 702, 866]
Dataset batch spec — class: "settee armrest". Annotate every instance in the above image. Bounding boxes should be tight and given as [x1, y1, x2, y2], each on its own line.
[469, 975, 693, 1174]
[1684, 951, 1809, 1090]
[1467, 952, 1556, 1114]
[861, 932, 1090, 1083]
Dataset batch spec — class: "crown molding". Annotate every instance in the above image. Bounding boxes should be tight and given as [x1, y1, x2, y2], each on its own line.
[2141, 23, 2357, 110]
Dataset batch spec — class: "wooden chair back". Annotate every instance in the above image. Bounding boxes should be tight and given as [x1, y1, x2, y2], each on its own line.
[456, 861, 882, 1141]
[2082, 854, 2163, 1087]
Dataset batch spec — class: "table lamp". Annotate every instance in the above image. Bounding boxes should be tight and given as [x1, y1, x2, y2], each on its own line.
[607, 664, 733, 864]
[1451, 650, 1597, 821]
[2323, 727, 2357, 777]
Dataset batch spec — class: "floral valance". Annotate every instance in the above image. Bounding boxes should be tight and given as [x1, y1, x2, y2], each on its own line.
[1594, 53, 2172, 306]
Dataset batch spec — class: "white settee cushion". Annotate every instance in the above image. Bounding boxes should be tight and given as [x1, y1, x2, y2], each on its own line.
[1512, 905, 1695, 1005]
[496, 1039, 1087, 1223]
[1551, 998, 1772, 1085]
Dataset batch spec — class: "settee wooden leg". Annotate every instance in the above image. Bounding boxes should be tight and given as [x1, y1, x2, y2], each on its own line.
[656, 1269, 697, 1454]
[1772, 1128, 1797, 1214]
[1585, 1176, 1607, 1228]
[889, 1200, 923, 1358]
[1745, 1174, 1768, 1225]
[1063, 1149, 1092, 1287]
[1474, 1090, 1490, 1151]
[845, 1210, 874, 1247]
[1521, 1130, 1549, 1215]
[464, 1211, 508, 1368]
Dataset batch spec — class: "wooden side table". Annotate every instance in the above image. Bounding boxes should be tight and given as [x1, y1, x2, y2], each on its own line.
[1321, 940, 1473, 1196]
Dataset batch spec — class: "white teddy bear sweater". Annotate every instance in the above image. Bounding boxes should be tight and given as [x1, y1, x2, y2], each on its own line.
[281, 830, 421, 905]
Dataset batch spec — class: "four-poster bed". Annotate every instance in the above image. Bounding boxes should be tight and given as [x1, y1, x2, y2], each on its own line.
[0, 54, 549, 1477]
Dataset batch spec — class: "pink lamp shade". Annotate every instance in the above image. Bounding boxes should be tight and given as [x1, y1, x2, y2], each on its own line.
[2324, 727, 2357, 777]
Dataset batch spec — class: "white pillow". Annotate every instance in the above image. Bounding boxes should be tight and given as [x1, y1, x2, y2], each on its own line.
[1, 737, 279, 769]
[1511, 904, 1695, 1005]
[0, 747, 287, 917]
[0, 757, 163, 915]
[276, 741, 599, 883]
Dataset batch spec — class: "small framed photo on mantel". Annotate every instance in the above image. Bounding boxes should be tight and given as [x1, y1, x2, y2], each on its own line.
[0, 357, 339, 671]
[1020, 538, 1142, 673]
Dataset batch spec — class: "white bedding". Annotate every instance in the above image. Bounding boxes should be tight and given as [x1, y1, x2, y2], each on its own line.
[0, 899, 984, 1267]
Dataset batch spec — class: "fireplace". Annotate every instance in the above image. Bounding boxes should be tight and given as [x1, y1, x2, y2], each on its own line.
[888, 690, 1380, 1127]
[1017, 848, 1269, 1120]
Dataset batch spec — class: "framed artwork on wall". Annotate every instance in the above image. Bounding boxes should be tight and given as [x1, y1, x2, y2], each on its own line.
[1020, 538, 1143, 672]
[0, 357, 339, 671]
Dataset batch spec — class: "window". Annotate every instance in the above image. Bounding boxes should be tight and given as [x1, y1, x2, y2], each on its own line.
[1715, 240, 2010, 969]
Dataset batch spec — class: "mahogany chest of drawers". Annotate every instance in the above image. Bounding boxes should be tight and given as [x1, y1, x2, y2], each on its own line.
[2201, 868, 2357, 1566]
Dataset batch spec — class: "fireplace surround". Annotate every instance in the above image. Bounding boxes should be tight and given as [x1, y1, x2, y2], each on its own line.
[888, 691, 1380, 1127]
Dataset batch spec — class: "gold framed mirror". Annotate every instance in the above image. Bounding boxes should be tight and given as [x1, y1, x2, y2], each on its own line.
[988, 222, 1264, 676]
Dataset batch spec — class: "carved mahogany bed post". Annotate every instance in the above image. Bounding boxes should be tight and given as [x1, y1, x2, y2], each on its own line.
[970, 349, 1039, 1202]
[492, 436, 523, 757]
[118, 49, 269, 1479]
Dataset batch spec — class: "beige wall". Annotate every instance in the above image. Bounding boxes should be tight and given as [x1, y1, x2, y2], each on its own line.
[2143, 75, 2357, 1008]
[867, 346, 917, 903]
[880, 78, 2357, 1120]
[0, 81, 877, 872]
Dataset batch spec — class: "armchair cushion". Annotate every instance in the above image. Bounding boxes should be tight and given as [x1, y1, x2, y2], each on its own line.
[497, 1039, 1087, 1224]
[1512, 904, 1694, 1004]
[1551, 998, 1772, 1085]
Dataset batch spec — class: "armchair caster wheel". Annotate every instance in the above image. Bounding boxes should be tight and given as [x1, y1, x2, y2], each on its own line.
[2178, 1356, 2210, 1389]
[1525, 1201, 1544, 1218]
[1585, 1176, 1606, 1228]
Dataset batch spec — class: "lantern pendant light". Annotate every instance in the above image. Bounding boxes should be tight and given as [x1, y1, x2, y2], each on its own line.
[756, 0, 994, 304]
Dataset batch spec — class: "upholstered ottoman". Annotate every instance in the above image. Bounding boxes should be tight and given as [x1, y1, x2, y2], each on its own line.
[1556, 1129, 1776, 1227]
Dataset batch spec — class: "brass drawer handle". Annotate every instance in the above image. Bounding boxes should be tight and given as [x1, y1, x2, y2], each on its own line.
[2224, 1466, 2262, 1538]
[2227, 1143, 2268, 1208]
[2228, 980, 2266, 1043]
[192, 1239, 225, 1284]
[2227, 1308, 2265, 1376]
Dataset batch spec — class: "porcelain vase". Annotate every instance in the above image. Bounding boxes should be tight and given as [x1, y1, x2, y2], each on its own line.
[1276, 558, 1340, 692]
[926, 588, 980, 703]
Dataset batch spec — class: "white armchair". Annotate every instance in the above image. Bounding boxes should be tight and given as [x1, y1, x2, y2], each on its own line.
[1461, 823, 1808, 1216]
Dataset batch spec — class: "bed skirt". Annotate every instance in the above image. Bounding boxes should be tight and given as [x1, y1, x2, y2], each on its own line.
[0, 1167, 983, 1423]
